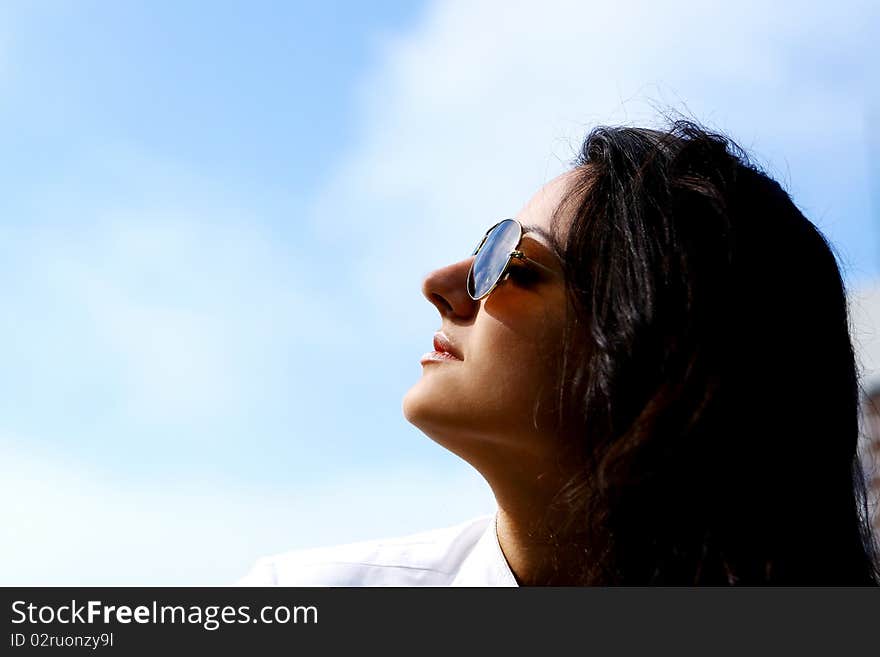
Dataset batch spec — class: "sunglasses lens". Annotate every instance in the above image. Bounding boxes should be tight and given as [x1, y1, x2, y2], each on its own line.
[467, 219, 521, 299]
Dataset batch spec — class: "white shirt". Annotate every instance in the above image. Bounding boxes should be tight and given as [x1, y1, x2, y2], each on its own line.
[237, 511, 519, 587]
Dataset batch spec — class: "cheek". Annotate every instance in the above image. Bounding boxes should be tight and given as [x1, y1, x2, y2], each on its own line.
[402, 296, 569, 442]
[467, 311, 565, 414]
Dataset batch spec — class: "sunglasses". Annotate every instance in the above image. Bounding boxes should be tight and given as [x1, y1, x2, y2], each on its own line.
[466, 218, 559, 300]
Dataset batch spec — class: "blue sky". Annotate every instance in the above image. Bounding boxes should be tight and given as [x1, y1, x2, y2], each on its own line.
[0, 2, 418, 195]
[1, 0, 878, 584]
[0, 0, 428, 482]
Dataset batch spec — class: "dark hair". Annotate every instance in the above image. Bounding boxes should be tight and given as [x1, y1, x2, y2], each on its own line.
[539, 120, 880, 584]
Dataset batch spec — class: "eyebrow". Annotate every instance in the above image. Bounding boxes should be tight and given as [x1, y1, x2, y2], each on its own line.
[521, 223, 559, 252]
[518, 223, 565, 274]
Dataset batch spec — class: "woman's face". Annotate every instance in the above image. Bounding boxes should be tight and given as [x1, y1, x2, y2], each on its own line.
[402, 171, 577, 486]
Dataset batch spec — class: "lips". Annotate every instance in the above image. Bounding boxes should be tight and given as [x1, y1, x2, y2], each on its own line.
[432, 331, 463, 360]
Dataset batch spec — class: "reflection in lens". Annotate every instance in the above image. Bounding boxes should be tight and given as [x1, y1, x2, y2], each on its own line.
[467, 219, 521, 299]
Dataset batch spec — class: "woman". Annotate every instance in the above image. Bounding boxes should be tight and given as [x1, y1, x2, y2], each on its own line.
[240, 120, 880, 586]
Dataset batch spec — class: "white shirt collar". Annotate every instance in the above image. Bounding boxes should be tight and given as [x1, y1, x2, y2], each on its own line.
[238, 509, 521, 587]
[450, 510, 519, 587]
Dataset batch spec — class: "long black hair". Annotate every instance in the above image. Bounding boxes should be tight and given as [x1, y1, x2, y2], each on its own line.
[539, 120, 879, 584]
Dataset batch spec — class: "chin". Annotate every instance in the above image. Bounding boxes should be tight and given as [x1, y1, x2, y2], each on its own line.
[403, 369, 496, 444]
[401, 379, 433, 427]
[402, 382, 458, 438]
[403, 362, 464, 407]
[401, 388, 417, 425]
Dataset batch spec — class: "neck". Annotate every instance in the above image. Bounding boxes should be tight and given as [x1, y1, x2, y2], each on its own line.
[491, 472, 583, 586]
[449, 437, 587, 585]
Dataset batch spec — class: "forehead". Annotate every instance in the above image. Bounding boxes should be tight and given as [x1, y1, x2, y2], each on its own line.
[514, 170, 578, 247]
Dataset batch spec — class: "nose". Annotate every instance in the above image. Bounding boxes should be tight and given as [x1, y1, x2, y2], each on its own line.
[421, 257, 480, 319]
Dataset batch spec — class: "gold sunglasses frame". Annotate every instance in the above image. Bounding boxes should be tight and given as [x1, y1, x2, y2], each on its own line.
[467, 218, 559, 301]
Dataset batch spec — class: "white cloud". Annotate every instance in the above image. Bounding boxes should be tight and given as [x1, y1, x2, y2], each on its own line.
[4, 0, 880, 584]
[3, 144, 352, 425]
[307, 0, 880, 346]
[0, 436, 494, 585]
